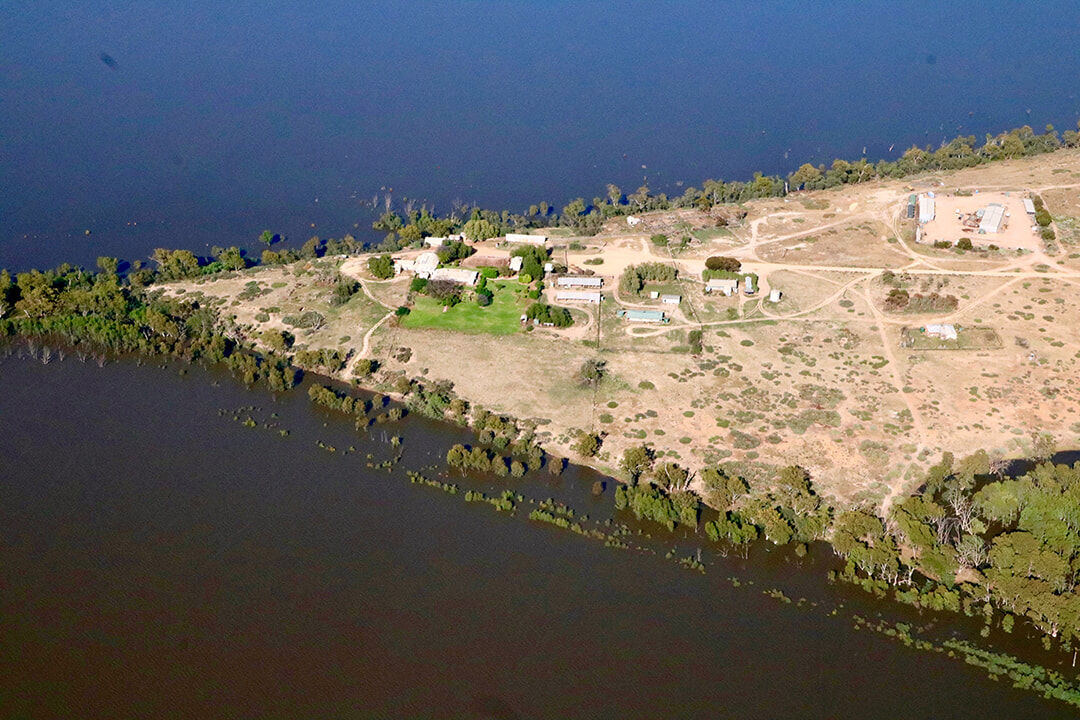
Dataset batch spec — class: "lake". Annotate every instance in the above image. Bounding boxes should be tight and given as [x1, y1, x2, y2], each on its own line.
[3, 1, 1080, 270]
[0, 353, 1071, 718]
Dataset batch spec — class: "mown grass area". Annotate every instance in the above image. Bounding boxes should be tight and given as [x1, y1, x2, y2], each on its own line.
[691, 226, 734, 241]
[399, 280, 529, 335]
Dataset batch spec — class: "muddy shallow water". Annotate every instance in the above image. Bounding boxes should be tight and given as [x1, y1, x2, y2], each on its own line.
[0, 355, 1069, 719]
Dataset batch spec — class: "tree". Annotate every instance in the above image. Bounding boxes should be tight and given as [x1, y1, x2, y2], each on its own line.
[572, 432, 601, 458]
[701, 467, 747, 509]
[330, 277, 359, 306]
[373, 211, 403, 233]
[96, 256, 119, 277]
[653, 461, 690, 492]
[300, 237, 322, 259]
[620, 445, 654, 482]
[1031, 432, 1056, 463]
[578, 358, 605, 385]
[462, 215, 500, 242]
[215, 246, 247, 271]
[368, 254, 394, 279]
[789, 163, 823, 190]
[151, 248, 202, 280]
[259, 230, 275, 247]
[705, 256, 740, 272]
[629, 185, 650, 210]
[426, 278, 463, 304]
[525, 302, 573, 328]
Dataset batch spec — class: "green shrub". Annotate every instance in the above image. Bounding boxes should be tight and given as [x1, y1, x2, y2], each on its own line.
[368, 254, 394, 279]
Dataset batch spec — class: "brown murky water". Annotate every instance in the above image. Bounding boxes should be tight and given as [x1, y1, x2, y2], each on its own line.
[0, 355, 1069, 719]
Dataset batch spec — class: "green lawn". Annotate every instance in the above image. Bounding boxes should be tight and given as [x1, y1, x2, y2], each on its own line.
[691, 227, 734, 241]
[400, 280, 529, 335]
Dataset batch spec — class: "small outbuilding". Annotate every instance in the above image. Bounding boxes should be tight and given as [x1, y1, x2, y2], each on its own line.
[705, 278, 739, 296]
[924, 323, 958, 341]
[660, 294, 681, 305]
[769, 289, 782, 303]
[744, 276, 756, 295]
[1023, 198, 1036, 216]
[509, 256, 523, 273]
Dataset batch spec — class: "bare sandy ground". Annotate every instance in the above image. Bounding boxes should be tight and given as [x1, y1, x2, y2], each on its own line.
[158, 149, 1080, 511]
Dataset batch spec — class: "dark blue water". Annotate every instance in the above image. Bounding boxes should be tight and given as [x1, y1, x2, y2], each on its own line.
[3, 1, 1080, 270]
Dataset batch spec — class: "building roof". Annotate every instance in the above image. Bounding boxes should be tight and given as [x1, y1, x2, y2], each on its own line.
[557, 275, 602, 287]
[429, 267, 479, 286]
[706, 277, 739, 288]
[925, 323, 958, 340]
[918, 195, 936, 223]
[660, 294, 681, 303]
[415, 252, 440, 272]
[979, 203, 1004, 233]
[617, 309, 667, 322]
[508, 256, 523, 271]
[1023, 198, 1036, 214]
[555, 291, 602, 303]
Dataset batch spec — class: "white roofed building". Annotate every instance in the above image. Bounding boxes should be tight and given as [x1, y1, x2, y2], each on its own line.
[556, 276, 602, 288]
[925, 324, 958, 341]
[429, 267, 479, 286]
[555, 290, 602, 304]
[918, 195, 936, 224]
[414, 252, 440, 277]
[706, 278, 739, 296]
[978, 203, 1005, 233]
